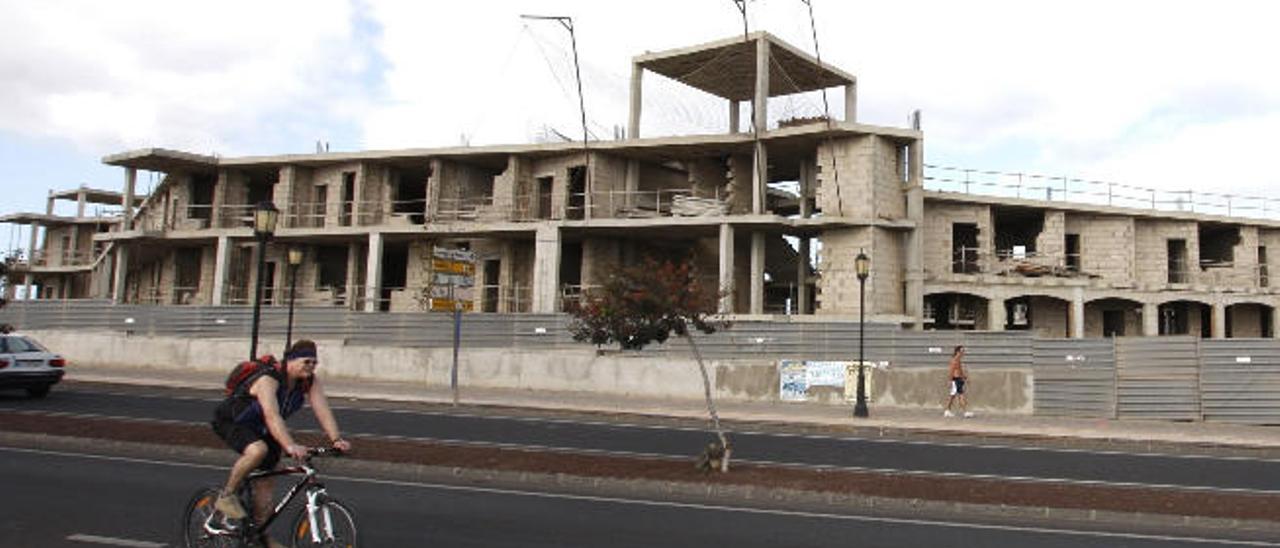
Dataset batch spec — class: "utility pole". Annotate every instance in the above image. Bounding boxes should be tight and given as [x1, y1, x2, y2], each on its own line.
[522, 14, 591, 218]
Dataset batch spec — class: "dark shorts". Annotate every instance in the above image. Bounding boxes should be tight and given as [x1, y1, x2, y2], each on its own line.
[951, 377, 966, 395]
[212, 420, 281, 471]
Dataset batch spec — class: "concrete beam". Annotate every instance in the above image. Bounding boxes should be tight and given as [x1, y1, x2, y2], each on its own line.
[363, 232, 383, 312]
[718, 224, 735, 314]
[212, 236, 231, 306]
[750, 231, 765, 315]
[532, 226, 561, 313]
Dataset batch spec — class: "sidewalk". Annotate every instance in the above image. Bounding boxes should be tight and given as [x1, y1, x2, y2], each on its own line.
[67, 365, 1280, 452]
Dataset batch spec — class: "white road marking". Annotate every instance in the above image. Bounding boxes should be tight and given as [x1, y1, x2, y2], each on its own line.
[11, 447, 1276, 547]
[66, 533, 166, 547]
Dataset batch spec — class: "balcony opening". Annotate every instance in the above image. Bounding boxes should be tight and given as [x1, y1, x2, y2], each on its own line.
[394, 166, 430, 225]
[993, 207, 1043, 268]
[1198, 223, 1238, 269]
[537, 176, 553, 220]
[1260, 245, 1269, 287]
[189, 174, 215, 223]
[1065, 233, 1081, 272]
[380, 242, 408, 312]
[340, 172, 356, 227]
[951, 223, 979, 274]
[315, 245, 349, 305]
[567, 166, 586, 220]
[1167, 239, 1187, 284]
[482, 259, 500, 313]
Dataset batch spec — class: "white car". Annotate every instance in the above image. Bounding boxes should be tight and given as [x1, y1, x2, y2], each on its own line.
[0, 334, 66, 398]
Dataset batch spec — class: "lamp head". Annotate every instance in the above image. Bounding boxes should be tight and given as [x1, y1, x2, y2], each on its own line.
[287, 247, 304, 267]
[855, 250, 870, 281]
[253, 201, 279, 237]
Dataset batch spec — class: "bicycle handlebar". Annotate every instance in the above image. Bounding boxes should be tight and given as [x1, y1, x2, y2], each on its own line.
[306, 446, 346, 458]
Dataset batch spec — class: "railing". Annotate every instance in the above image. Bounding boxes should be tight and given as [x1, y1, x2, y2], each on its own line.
[27, 249, 98, 268]
[946, 246, 1272, 288]
[925, 164, 1280, 220]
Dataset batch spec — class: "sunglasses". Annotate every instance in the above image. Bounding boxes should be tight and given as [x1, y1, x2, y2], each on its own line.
[301, 358, 319, 366]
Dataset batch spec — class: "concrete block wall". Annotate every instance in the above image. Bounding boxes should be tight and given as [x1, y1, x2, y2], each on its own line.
[816, 136, 874, 219]
[589, 153, 627, 217]
[921, 202, 993, 278]
[197, 245, 216, 305]
[1135, 219, 1198, 287]
[872, 227, 906, 315]
[531, 153, 587, 220]
[311, 163, 362, 227]
[1029, 296, 1069, 338]
[814, 227, 872, 316]
[871, 136, 907, 220]
[1230, 304, 1263, 337]
[1223, 226, 1260, 289]
[491, 156, 520, 219]
[1064, 214, 1135, 284]
[726, 155, 753, 214]
[687, 158, 728, 199]
[1035, 210, 1065, 266]
[581, 238, 621, 288]
[1083, 301, 1142, 337]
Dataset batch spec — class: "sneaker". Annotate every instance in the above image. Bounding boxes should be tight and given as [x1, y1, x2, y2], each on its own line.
[943, 410, 955, 418]
[963, 411, 975, 418]
[215, 492, 247, 520]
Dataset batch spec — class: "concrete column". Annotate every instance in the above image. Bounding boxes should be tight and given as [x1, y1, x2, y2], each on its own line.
[718, 224, 735, 314]
[752, 37, 770, 215]
[23, 274, 34, 300]
[1143, 302, 1159, 336]
[27, 223, 39, 263]
[345, 241, 360, 309]
[904, 140, 925, 329]
[625, 160, 639, 210]
[844, 83, 857, 123]
[363, 232, 383, 312]
[797, 237, 810, 314]
[76, 190, 87, 217]
[750, 231, 765, 315]
[628, 63, 643, 139]
[532, 226, 561, 313]
[46, 190, 55, 215]
[112, 245, 129, 304]
[799, 158, 814, 218]
[211, 236, 231, 306]
[1070, 288, 1085, 339]
[729, 100, 740, 134]
[988, 297, 1007, 331]
[123, 168, 137, 229]
[275, 166, 296, 228]
[1212, 302, 1226, 339]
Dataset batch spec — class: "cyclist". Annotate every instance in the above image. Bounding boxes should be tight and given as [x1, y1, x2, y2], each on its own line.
[211, 339, 352, 547]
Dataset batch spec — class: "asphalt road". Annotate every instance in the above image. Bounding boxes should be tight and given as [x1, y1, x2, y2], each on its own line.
[1, 445, 1275, 548]
[2, 384, 1277, 495]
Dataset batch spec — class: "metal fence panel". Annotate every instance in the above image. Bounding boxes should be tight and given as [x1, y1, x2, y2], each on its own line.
[1032, 338, 1116, 418]
[1115, 336, 1201, 421]
[1200, 339, 1280, 425]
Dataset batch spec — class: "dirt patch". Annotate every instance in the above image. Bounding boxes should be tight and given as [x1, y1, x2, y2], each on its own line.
[3, 411, 1277, 522]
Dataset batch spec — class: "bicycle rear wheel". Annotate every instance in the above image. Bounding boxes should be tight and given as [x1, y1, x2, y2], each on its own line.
[290, 497, 359, 547]
[181, 486, 241, 547]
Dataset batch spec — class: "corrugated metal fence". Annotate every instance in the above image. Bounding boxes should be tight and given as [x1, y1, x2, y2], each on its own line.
[5, 301, 1280, 424]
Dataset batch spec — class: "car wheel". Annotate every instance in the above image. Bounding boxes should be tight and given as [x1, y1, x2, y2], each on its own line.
[26, 385, 51, 399]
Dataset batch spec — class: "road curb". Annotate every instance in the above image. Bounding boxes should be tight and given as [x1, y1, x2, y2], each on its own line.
[3, 430, 1277, 537]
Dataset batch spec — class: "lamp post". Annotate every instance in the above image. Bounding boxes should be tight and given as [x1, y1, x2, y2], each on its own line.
[249, 201, 278, 361]
[285, 246, 303, 353]
[853, 249, 870, 418]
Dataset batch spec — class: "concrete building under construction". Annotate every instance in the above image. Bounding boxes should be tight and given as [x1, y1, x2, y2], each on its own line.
[5, 32, 1280, 339]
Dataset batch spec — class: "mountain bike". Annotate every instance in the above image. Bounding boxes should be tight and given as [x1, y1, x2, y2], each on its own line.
[182, 447, 359, 547]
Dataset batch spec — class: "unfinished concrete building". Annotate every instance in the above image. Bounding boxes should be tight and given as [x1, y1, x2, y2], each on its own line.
[8, 32, 1280, 339]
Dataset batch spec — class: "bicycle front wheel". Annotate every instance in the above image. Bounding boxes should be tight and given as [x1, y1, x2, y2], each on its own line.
[181, 486, 240, 548]
[290, 497, 359, 547]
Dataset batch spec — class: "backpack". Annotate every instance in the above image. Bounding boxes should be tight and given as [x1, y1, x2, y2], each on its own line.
[223, 355, 282, 396]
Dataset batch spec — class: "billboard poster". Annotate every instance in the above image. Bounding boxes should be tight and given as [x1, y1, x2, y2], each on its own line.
[779, 360, 808, 402]
[427, 246, 476, 312]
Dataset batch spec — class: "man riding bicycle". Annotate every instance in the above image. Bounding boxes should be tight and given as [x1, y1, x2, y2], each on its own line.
[211, 339, 352, 548]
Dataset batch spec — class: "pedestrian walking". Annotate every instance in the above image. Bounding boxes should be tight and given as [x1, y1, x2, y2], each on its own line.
[944, 345, 974, 418]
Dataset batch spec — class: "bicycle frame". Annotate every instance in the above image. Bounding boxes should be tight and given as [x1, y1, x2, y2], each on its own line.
[202, 451, 336, 544]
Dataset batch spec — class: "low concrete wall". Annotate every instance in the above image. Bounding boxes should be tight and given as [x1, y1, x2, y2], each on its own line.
[28, 330, 1034, 413]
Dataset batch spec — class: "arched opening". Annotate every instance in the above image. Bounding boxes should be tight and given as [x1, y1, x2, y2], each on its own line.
[1084, 297, 1143, 337]
[1004, 294, 1071, 337]
[923, 292, 987, 331]
[1225, 302, 1274, 338]
[1157, 300, 1211, 337]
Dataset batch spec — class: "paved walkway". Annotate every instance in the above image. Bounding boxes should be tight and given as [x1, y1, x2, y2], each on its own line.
[67, 365, 1280, 451]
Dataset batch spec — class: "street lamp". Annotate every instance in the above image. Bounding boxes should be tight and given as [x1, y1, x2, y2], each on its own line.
[249, 201, 278, 360]
[853, 249, 870, 418]
[285, 246, 303, 353]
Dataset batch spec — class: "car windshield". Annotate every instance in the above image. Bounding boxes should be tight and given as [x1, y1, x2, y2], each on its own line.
[0, 336, 46, 353]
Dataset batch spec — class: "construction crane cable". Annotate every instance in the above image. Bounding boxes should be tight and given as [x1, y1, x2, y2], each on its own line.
[801, 0, 845, 216]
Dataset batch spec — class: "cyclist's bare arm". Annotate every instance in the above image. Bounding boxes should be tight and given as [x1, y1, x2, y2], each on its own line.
[249, 376, 305, 458]
[307, 377, 349, 449]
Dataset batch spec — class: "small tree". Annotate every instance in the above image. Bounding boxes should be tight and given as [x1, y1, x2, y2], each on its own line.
[567, 256, 734, 471]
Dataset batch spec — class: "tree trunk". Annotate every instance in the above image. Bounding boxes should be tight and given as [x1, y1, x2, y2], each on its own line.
[685, 329, 730, 472]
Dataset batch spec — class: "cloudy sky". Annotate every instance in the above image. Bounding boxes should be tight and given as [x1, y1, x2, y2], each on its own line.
[3, 0, 1279, 251]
